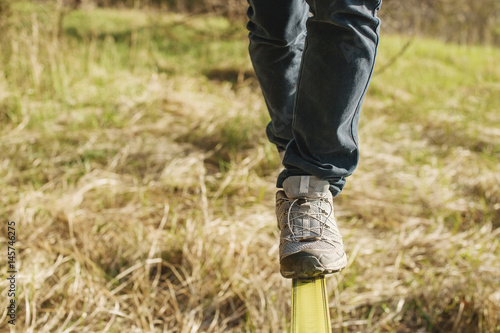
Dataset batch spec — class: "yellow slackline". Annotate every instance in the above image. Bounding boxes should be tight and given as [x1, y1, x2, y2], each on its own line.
[291, 277, 332, 333]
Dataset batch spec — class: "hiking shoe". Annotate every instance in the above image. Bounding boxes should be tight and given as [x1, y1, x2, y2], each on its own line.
[276, 175, 347, 278]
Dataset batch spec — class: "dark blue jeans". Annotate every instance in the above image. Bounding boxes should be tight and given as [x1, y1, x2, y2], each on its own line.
[247, 0, 382, 196]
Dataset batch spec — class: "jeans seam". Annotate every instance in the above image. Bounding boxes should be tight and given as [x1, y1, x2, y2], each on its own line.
[349, 15, 381, 147]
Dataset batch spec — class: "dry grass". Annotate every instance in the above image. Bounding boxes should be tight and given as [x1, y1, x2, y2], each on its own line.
[0, 3, 499, 332]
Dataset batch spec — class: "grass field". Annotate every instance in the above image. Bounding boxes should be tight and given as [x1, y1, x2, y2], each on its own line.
[1, 3, 499, 332]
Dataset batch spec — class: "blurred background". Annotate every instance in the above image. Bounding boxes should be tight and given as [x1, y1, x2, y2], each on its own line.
[1, 0, 499, 332]
[25, 0, 500, 44]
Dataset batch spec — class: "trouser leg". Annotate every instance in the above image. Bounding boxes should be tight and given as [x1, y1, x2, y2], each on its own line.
[247, 0, 382, 196]
[278, 0, 382, 196]
[247, 0, 309, 153]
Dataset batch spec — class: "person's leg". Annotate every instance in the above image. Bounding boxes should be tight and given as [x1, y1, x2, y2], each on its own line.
[278, 0, 382, 196]
[274, 0, 382, 279]
[247, 0, 382, 279]
[246, 0, 309, 153]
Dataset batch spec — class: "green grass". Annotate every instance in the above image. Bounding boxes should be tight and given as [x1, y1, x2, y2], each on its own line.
[1, 3, 499, 332]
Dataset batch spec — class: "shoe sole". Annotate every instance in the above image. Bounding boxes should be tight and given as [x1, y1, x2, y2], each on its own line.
[280, 250, 347, 279]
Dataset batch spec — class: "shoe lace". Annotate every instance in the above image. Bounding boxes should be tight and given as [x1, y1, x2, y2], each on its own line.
[284, 197, 333, 241]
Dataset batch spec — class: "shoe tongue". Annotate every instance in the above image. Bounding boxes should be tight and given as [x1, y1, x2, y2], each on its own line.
[283, 175, 330, 199]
